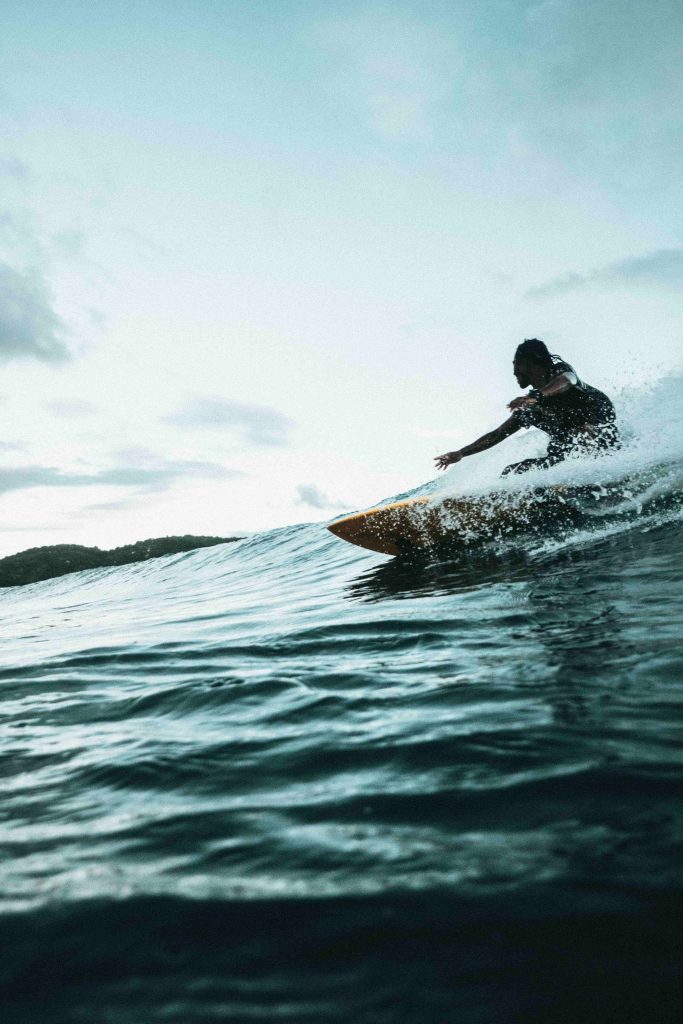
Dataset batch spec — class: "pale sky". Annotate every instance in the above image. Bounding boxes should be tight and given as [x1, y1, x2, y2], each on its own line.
[1, 0, 681, 555]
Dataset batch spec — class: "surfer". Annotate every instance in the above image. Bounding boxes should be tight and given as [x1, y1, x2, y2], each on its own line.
[435, 338, 619, 475]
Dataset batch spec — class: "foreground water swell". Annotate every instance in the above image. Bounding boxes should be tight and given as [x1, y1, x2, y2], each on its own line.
[1, 501, 682, 1021]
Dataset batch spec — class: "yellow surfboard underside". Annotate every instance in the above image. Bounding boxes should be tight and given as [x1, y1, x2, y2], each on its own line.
[327, 489, 570, 556]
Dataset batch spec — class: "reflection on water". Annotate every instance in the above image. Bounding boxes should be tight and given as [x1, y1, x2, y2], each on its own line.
[348, 522, 670, 738]
[346, 544, 536, 603]
[347, 465, 683, 606]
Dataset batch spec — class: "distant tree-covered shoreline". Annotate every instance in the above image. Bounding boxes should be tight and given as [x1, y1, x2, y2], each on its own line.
[0, 535, 242, 588]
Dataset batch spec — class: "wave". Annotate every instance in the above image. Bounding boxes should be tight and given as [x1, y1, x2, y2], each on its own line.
[1, 374, 682, 1023]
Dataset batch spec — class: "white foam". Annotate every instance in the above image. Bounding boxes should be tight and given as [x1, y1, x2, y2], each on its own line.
[418, 370, 683, 557]
[430, 370, 683, 501]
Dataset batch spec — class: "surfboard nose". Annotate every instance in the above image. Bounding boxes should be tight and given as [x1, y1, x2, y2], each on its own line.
[326, 519, 345, 538]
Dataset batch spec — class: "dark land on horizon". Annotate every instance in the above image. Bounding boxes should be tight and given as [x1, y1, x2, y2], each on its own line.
[0, 535, 242, 588]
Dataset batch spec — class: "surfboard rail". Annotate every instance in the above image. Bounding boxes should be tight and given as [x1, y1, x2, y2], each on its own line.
[327, 488, 575, 556]
[327, 468, 672, 557]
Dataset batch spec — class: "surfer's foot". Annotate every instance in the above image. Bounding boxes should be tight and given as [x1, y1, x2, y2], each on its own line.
[502, 457, 554, 476]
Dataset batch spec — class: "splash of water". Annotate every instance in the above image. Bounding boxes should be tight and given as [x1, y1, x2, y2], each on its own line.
[431, 371, 683, 498]
[387, 370, 683, 558]
[422, 371, 678, 505]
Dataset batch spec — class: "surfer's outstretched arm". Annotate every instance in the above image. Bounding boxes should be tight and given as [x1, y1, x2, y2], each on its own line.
[435, 415, 521, 470]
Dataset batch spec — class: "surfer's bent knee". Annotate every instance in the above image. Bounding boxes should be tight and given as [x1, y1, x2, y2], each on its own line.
[502, 458, 543, 476]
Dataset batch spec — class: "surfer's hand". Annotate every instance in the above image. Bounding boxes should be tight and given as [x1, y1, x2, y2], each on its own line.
[434, 451, 462, 471]
[508, 395, 538, 411]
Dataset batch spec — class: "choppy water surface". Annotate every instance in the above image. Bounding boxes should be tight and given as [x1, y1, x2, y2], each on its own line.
[2, 383, 682, 1023]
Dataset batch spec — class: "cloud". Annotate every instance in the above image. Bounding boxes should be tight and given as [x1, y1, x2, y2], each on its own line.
[96, 453, 244, 493]
[316, 9, 459, 142]
[508, 0, 683, 188]
[0, 263, 71, 362]
[315, 0, 682, 171]
[313, 1, 682, 195]
[0, 211, 48, 270]
[295, 484, 348, 512]
[81, 497, 151, 514]
[163, 396, 294, 447]
[50, 229, 87, 258]
[522, 0, 683, 110]
[0, 456, 243, 497]
[527, 248, 683, 299]
[87, 307, 107, 329]
[0, 156, 29, 181]
[1, 524, 69, 532]
[0, 466, 96, 495]
[45, 400, 97, 418]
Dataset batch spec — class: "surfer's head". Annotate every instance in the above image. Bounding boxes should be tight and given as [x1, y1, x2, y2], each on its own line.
[513, 338, 552, 387]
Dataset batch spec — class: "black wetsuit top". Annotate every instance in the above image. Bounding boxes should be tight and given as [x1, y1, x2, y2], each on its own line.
[514, 355, 619, 456]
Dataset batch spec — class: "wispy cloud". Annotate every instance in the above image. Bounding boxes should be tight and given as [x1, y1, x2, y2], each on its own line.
[0, 153, 105, 360]
[97, 453, 244, 493]
[45, 400, 97, 418]
[164, 397, 294, 447]
[0, 156, 29, 181]
[527, 248, 683, 299]
[0, 263, 71, 362]
[316, 9, 459, 142]
[80, 497, 146, 514]
[315, 0, 682, 176]
[50, 229, 87, 259]
[510, 0, 683, 192]
[0, 211, 43, 265]
[1, 524, 69, 532]
[0, 455, 242, 497]
[295, 484, 347, 512]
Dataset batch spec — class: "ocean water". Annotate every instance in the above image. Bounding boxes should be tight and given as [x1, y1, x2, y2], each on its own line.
[2, 378, 682, 1023]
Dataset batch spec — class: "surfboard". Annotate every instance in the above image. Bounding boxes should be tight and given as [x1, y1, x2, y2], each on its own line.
[327, 488, 575, 556]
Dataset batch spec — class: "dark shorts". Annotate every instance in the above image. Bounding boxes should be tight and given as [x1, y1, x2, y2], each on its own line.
[505, 381, 620, 476]
[502, 422, 620, 476]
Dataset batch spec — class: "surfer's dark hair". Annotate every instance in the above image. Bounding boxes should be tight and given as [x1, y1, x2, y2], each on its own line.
[515, 338, 552, 368]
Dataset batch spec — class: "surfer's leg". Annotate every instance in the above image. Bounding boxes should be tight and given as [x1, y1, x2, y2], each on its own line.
[501, 457, 550, 476]
[502, 439, 570, 477]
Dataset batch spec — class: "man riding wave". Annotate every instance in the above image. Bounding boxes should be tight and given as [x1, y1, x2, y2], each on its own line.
[435, 338, 619, 476]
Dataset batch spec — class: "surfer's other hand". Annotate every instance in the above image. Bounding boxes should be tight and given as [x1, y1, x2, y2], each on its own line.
[508, 395, 538, 410]
[434, 451, 462, 471]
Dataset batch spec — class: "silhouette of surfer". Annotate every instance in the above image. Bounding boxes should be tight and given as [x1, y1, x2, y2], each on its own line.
[435, 339, 619, 476]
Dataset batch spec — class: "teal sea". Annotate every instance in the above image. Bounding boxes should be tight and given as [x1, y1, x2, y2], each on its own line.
[2, 378, 682, 1023]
